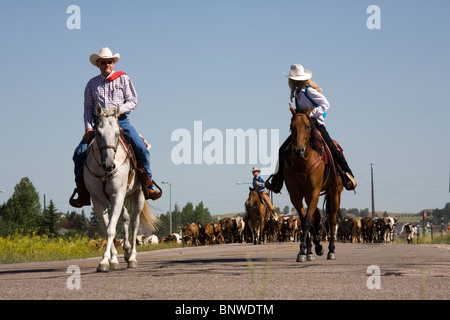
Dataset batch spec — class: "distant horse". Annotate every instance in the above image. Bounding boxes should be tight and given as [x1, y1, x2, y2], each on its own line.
[284, 105, 343, 262]
[84, 104, 160, 272]
[245, 187, 270, 244]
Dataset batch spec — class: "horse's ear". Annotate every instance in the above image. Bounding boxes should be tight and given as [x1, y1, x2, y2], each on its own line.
[306, 106, 314, 116]
[289, 104, 296, 115]
[96, 102, 102, 116]
[115, 104, 121, 118]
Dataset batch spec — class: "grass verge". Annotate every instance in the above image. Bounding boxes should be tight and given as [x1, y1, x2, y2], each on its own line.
[0, 232, 182, 264]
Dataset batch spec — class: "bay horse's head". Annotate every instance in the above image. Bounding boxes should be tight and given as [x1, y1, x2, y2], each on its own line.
[95, 103, 121, 172]
[245, 187, 260, 211]
[289, 104, 314, 158]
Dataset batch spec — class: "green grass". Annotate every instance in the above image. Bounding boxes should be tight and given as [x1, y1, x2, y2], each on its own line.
[395, 233, 450, 245]
[0, 232, 101, 264]
[0, 232, 183, 264]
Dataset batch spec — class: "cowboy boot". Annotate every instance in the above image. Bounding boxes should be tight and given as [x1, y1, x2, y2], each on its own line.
[261, 192, 277, 212]
[265, 156, 286, 194]
[344, 172, 358, 191]
[69, 178, 91, 208]
[139, 171, 162, 200]
[261, 191, 279, 220]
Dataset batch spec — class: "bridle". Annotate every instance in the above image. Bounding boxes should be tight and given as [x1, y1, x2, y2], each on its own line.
[290, 112, 312, 160]
[98, 141, 118, 154]
[84, 115, 133, 202]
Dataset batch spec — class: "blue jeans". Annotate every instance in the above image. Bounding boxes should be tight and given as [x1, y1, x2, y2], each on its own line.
[73, 116, 152, 183]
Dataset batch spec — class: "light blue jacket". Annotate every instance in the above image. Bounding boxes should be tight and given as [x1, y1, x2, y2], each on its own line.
[294, 86, 330, 125]
[253, 174, 267, 192]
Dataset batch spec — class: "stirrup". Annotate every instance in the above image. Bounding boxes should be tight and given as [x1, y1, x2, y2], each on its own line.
[344, 172, 358, 191]
[143, 181, 162, 200]
[265, 174, 283, 194]
[69, 188, 91, 208]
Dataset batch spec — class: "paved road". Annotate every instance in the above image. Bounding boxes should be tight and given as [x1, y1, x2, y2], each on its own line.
[0, 242, 448, 300]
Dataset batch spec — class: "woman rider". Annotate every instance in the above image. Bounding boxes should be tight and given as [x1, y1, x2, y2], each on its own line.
[266, 64, 357, 193]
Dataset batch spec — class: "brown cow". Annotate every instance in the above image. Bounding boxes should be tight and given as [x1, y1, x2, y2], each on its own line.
[181, 222, 200, 246]
[338, 218, 354, 242]
[264, 215, 281, 242]
[214, 222, 225, 244]
[361, 217, 375, 243]
[352, 218, 362, 243]
[280, 216, 299, 242]
[294, 216, 301, 241]
[233, 217, 245, 243]
[242, 215, 253, 243]
[374, 218, 387, 243]
[203, 222, 216, 245]
[220, 218, 236, 243]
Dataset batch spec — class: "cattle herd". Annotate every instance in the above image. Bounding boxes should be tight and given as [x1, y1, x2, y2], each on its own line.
[136, 215, 405, 247]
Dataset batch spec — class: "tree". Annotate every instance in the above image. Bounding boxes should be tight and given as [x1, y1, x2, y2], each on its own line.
[360, 208, 370, 217]
[61, 211, 81, 230]
[1, 177, 41, 235]
[172, 204, 182, 231]
[42, 199, 59, 236]
[79, 210, 89, 235]
[282, 205, 290, 215]
[88, 209, 103, 238]
[428, 202, 450, 225]
[181, 202, 195, 225]
[156, 201, 213, 238]
[194, 201, 212, 223]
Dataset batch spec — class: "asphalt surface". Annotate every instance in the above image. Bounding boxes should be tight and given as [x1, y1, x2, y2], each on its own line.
[0, 242, 448, 300]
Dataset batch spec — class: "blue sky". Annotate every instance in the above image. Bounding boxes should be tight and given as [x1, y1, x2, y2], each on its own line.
[0, 0, 449, 217]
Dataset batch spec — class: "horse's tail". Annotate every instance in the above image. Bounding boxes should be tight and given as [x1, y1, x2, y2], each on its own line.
[324, 194, 342, 223]
[140, 201, 162, 232]
[323, 194, 330, 217]
[125, 197, 162, 232]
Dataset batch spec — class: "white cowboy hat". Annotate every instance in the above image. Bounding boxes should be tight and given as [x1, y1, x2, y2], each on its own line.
[284, 64, 312, 81]
[89, 47, 120, 67]
[251, 166, 261, 172]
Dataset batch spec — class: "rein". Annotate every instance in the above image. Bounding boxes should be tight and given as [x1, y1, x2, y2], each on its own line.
[85, 136, 134, 201]
[99, 144, 118, 153]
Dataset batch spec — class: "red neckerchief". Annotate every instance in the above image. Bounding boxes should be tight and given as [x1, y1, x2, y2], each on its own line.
[106, 71, 126, 82]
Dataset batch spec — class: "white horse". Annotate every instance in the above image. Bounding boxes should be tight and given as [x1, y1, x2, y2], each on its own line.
[84, 104, 160, 272]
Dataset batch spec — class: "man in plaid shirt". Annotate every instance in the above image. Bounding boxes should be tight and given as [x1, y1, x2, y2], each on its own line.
[70, 47, 161, 208]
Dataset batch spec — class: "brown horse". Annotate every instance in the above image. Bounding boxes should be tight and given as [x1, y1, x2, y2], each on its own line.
[285, 105, 343, 261]
[245, 187, 269, 244]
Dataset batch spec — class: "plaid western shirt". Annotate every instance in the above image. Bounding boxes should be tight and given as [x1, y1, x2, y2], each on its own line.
[84, 71, 137, 131]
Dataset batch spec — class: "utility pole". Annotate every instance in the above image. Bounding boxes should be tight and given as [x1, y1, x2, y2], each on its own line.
[371, 163, 375, 218]
[161, 181, 172, 234]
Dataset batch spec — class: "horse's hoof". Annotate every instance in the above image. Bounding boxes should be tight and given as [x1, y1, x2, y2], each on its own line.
[296, 254, 307, 262]
[315, 245, 324, 256]
[327, 252, 336, 260]
[97, 263, 109, 272]
[110, 262, 120, 271]
[127, 260, 138, 269]
[307, 254, 315, 261]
